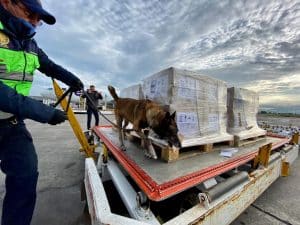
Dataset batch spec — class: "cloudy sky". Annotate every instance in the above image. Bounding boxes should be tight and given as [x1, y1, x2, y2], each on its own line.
[31, 0, 300, 110]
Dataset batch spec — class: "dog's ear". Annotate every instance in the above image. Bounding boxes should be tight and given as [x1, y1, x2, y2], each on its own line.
[165, 111, 170, 118]
[171, 111, 176, 119]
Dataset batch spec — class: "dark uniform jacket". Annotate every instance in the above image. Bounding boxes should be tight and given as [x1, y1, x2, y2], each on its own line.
[0, 5, 80, 122]
[82, 90, 103, 110]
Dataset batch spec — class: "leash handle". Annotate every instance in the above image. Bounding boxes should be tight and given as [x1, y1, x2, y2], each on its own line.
[53, 87, 72, 108]
[65, 91, 73, 112]
[51, 77, 73, 113]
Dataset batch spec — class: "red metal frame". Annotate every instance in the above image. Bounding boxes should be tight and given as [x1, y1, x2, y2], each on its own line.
[93, 126, 290, 202]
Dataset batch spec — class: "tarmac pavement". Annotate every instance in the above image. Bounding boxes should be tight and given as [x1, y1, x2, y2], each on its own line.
[0, 114, 299, 225]
[232, 156, 300, 225]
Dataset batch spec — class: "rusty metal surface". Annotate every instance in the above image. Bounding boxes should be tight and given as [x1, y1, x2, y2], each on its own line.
[93, 126, 289, 201]
[164, 152, 284, 225]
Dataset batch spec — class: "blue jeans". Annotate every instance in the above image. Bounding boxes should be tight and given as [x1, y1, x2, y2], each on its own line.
[87, 107, 99, 130]
[0, 120, 38, 225]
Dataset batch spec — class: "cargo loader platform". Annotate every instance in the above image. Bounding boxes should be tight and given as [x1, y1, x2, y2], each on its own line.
[51, 79, 299, 225]
[93, 125, 290, 202]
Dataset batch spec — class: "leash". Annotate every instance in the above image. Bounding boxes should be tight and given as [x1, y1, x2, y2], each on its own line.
[53, 86, 126, 131]
[81, 89, 119, 128]
[53, 87, 72, 109]
[53, 87, 73, 113]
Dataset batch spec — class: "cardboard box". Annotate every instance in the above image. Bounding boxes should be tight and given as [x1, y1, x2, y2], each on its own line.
[120, 84, 144, 99]
[143, 67, 233, 147]
[227, 87, 266, 140]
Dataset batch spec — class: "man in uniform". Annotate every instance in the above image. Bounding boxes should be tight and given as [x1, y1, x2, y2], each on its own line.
[82, 85, 103, 130]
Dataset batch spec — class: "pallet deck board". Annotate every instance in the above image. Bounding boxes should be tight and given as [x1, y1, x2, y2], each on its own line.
[127, 130, 234, 162]
[234, 134, 267, 147]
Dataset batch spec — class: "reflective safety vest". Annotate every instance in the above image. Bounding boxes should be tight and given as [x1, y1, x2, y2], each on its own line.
[0, 21, 40, 119]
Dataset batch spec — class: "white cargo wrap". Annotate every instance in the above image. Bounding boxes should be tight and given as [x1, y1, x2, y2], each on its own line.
[227, 87, 266, 140]
[142, 67, 233, 147]
[120, 84, 144, 100]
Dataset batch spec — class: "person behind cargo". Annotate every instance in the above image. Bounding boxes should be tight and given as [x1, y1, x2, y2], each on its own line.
[0, 0, 84, 224]
[82, 85, 103, 130]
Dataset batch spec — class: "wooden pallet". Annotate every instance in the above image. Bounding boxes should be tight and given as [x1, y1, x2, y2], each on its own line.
[160, 139, 234, 162]
[126, 131, 234, 162]
[234, 134, 266, 147]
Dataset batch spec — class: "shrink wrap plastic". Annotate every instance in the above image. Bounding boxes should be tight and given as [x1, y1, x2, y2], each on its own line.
[120, 84, 144, 99]
[227, 87, 266, 139]
[142, 67, 233, 146]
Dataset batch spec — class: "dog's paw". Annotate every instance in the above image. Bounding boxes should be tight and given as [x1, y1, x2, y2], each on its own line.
[151, 155, 158, 160]
[120, 145, 126, 151]
[144, 152, 157, 159]
[171, 146, 180, 152]
[144, 148, 158, 159]
[144, 152, 152, 158]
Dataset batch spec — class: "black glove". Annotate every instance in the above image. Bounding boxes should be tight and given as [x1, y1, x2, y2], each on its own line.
[70, 79, 84, 92]
[48, 109, 68, 125]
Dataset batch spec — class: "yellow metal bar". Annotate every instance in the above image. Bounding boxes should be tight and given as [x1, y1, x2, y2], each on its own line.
[102, 144, 108, 163]
[281, 161, 290, 177]
[253, 143, 272, 168]
[52, 80, 95, 159]
[290, 132, 299, 145]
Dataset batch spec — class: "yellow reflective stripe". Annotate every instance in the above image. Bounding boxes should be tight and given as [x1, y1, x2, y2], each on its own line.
[0, 72, 33, 82]
[0, 64, 5, 73]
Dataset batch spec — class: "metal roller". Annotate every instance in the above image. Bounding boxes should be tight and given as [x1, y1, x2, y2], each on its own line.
[205, 171, 249, 203]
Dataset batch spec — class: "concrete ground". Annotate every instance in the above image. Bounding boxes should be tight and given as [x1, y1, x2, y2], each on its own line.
[0, 114, 299, 225]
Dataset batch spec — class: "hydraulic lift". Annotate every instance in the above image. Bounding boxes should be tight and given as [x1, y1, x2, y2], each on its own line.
[53, 80, 299, 225]
[86, 126, 298, 225]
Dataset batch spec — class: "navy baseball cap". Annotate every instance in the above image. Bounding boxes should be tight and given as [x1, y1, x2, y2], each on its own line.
[21, 0, 56, 25]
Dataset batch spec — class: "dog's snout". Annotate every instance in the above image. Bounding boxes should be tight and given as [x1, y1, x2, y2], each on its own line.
[167, 136, 181, 149]
[174, 140, 181, 148]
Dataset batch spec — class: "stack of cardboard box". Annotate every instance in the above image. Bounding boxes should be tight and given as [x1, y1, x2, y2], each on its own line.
[227, 87, 266, 143]
[142, 67, 233, 147]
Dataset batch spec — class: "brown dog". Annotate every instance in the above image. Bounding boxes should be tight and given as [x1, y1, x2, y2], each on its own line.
[108, 85, 181, 159]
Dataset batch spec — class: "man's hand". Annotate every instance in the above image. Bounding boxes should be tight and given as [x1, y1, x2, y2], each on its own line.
[97, 91, 103, 99]
[48, 109, 68, 125]
[70, 79, 84, 92]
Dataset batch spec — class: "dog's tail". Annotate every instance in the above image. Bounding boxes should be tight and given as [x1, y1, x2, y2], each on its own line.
[108, 85, 119, 100]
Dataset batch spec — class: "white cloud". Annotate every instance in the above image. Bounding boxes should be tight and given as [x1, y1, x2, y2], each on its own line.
[242, 74, 300, 105]
[260, 94, 299, 105]
[30, 0, 300, 109]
